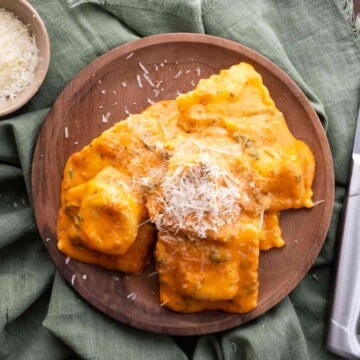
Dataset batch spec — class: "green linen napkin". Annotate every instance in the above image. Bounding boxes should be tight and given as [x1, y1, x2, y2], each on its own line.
[1, 0, 359, 359]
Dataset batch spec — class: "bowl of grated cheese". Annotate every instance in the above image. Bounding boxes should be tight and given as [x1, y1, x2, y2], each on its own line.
[0, 0, 50, 117]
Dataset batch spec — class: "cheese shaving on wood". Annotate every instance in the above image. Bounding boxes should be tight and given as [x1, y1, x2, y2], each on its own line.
[0, 8, 39, 105]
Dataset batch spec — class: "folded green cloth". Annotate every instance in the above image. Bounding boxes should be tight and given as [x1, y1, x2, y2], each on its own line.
[1, 0, 359, 359]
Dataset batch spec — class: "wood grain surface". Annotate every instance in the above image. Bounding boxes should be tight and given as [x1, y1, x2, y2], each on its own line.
[354, 0, 360, 16]
[31, 33, 334, 335]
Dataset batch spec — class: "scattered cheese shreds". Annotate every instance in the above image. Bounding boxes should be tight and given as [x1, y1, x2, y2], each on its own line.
[258, 209, 265, 231]
[149, 161, 242, 239]
[124, 106, 131, 115]
[102, 112, 110, 123]
[312, 199, 325, 207]
[138, 61, 149, 74]
[127, 292, 137, 300]
[136, 74, 143, 88]
[143, 73, 155, 88]
[126, 52, 134, 60]
[155, 80, 163, 90]
[0, 8, 39, 105]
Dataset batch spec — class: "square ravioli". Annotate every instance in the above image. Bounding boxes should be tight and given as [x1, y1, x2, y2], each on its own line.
[155, 213, 260, 313]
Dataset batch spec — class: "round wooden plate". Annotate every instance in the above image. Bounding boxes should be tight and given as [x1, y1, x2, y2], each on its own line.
[31, 33, 334, 336]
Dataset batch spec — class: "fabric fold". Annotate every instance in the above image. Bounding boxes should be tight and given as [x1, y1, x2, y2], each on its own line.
[43, 273, 188, 360]
[68, 0, 206, 35]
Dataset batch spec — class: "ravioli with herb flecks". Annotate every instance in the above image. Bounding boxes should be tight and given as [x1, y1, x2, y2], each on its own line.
[57, 62, 315, 313]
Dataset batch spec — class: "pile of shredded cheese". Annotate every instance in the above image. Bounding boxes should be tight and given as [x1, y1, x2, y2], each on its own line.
[149, 161, 242, 239]
[0, 8, 39, 106]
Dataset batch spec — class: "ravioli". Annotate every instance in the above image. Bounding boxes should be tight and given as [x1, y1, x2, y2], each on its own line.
[155, 212, 260, 313]
[57, 62, 315, 313]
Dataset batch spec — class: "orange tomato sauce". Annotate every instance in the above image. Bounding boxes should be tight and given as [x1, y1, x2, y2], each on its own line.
[57, 63, 315, 313]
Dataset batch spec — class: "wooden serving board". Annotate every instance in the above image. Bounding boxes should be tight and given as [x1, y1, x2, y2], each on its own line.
[31, 33, 334, 335]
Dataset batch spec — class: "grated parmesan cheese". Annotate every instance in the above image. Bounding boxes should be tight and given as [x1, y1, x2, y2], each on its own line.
[102, 112, 110, 123]
[138, 61, 149, 74]
[125, 52, 134, 60]
[148, 161, 242, 239]
[0, 8, 39, 105]
[312, 199, 324, 207]
[143, 73, 155, 88]
[127, 292, 137, 300]
[136, 74, 143, 88]
[124, 106, 131, 115]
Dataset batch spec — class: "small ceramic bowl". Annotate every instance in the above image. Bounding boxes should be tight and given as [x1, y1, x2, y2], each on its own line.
[0, 0, 50, 117]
